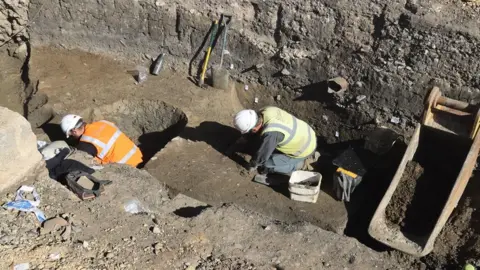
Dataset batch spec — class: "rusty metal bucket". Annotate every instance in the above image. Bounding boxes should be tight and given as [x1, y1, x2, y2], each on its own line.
[368, 87, 480, 257]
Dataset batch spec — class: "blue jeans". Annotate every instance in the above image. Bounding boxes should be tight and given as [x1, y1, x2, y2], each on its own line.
[261, 153, 306, 176]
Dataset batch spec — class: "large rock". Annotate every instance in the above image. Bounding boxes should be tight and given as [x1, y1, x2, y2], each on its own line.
[0, 106, 43, 192]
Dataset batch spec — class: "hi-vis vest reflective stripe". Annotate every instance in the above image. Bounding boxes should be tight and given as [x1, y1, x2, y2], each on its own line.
[261, 107, 317, 158]
[80, 121, 143, 167]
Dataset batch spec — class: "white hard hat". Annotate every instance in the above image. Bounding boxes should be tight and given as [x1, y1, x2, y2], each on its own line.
[233, 109, 258, 134]
[60, 114, 82, 138]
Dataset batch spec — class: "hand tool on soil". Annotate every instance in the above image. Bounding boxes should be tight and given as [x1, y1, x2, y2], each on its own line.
[212, 14, 233, 90]
[198, 20, 219, 87]
[368, 87, 480, 257]
[151, 53, 165, 75]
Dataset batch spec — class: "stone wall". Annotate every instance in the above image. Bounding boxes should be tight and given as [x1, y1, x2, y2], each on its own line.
[28, 0, 480, 139]
[0, 0, 29, 50]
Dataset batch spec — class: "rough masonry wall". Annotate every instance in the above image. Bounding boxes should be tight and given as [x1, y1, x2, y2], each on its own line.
[28, 0, 480, 139]
[0, 0, 29, 49]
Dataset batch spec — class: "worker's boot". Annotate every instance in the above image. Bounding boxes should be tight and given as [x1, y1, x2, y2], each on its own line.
[302, 151, 321, 171]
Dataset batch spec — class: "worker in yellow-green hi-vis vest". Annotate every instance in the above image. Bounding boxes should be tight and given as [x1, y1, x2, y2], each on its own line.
[230, 106, 320, 185]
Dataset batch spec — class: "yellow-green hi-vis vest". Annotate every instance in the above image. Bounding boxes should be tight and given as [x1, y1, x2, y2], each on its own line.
[260, 106, 317, 158]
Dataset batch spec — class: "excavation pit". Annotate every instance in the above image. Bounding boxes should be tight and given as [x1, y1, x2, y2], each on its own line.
[83, 99, 188, 166]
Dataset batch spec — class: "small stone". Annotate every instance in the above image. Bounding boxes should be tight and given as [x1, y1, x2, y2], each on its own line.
[152, 226, 161, 234]
[322, 115, 329, 122]
[244, 85, 249, 91]
[230, 63, 234, 70]
[356, 95, 367, 103]
[49, 253, 61, 261]
[335, 131, 340, 138]
[13, 43, 28, 59]
[264, 225, 271, 231]
[105, 252, 114, 259]
[390, 116, 401, 124]
[38, 264, 45, 269]
[280, 68, 291, 76]
[349, 255, 356, 264]
[154, 242, 163, 250]
[254, 97, 259, 103]
[275, 95, 281, 101]
[322, 262, 330, 267]
[82, 241, 89, 248]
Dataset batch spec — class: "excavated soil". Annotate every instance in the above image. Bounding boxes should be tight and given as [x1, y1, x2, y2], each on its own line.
[385, 127, 470, 237]
[385, 160, 424, 230]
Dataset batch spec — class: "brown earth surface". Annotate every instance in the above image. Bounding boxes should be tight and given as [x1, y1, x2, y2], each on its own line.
[1, 46, 480, 269]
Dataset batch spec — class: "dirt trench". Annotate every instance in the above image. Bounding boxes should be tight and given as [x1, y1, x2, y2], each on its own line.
[13, 46, 480, 270]
[83, 99, 188, 166]
[1, 0, 480, 267]
[40, 99, 188, 166]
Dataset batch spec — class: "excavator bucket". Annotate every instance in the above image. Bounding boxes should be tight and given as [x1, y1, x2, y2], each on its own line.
[368, 87, 480, 257]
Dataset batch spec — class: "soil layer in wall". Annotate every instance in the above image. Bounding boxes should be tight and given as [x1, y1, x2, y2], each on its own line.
[385, 127, 471, 237]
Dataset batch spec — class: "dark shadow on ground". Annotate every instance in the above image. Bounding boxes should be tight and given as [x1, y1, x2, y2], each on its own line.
[268, 174, 293, 197]
[41, 123, 67, 142]
[308, 136, 406, 251]
[138, 117, 188, 168]
[173, 205, 211, 218]
[180, 121, 259, 168]
[294, 81, 332, 103]
[343, 141, 406, 252]
[294, 80, 351, 116]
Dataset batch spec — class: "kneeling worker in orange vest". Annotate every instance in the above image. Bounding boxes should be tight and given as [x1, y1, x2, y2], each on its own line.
[60, 114, 143, 167]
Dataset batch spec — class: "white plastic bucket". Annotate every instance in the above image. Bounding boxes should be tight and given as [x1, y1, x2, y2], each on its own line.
[288, 171, 322, 203]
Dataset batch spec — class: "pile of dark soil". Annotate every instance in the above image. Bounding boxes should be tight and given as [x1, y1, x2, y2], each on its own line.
[385, 127, 471, 237]
[385, 160, 424, 228]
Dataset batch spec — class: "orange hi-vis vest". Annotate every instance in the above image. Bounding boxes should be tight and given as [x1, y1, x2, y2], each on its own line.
[80, 121, 143, 167]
